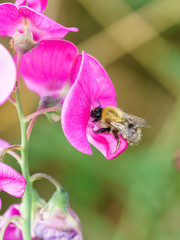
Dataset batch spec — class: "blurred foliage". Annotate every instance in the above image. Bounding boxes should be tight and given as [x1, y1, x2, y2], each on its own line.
[1, 0, 180, 239]
[125, 0, 153, 10]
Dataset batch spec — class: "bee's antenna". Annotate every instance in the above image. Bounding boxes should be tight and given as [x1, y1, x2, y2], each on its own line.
[97, 100, 101, 107]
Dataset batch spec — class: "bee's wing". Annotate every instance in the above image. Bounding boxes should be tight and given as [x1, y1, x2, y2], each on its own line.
[110, 122, 129, 136]
[122, 112, 151, 128]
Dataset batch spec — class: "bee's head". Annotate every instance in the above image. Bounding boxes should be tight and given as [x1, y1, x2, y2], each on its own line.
[91, 100, 103, 119]
[91, 106, 103, 118]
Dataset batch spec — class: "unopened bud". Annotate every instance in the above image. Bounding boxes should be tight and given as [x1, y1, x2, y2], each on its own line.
[33, 189, 83, 240]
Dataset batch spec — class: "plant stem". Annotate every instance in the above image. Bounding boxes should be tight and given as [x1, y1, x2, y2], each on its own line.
[15, 51, 32, 240]
[25, 104, 61, 122]
[25, 104, 61, 139]
[31, 173, 61, 191]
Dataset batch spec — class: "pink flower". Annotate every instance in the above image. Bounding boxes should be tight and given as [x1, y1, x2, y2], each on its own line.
[0, 43, 16, 106]
[15, 0, 48, 13]
[18, 40, 79, 99]
[0, 204, 37, 240]
[0, 3, 78, 42]
[0, 138, 26, 207]
[0, 138, 26, 236]
[61, 52, 128, 160]
[0, 204, 23, 240]
[0, 162, 26, 207]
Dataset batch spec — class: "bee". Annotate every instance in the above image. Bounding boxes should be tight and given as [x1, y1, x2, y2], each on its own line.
[90, 101, 150, 153]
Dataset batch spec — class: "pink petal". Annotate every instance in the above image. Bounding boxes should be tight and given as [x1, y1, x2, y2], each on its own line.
[70, 54, 82, 86]
[0, 43, 16, 106]
[0, 163, 26, 197]
[87, 54, 117, 108]
[14, 0, 26, 8]
[19, 40, 78, 98]
[18, 6, 78, 42]
[2, 204, 21, 218]
[0, 204, 23, 240]
[0, 3, 78, 41]
[0, 139, 10, 155]
[61, 52, 94, 154]
[87, 123, 128, 160]
[15, 0, 48, 13]
[0, 3, 23, 37]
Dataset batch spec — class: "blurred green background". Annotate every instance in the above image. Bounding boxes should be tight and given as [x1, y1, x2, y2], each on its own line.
[1, 0, 180, 239]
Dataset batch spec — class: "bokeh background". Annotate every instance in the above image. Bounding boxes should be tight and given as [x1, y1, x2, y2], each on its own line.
[1, 0, 180, 239]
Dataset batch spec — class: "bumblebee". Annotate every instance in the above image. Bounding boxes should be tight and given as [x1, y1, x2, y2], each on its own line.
[91, 102, 150, 153]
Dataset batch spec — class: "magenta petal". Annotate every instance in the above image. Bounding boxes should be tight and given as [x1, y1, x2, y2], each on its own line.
[18, 6, 78, 42]
[0, 44, 16, 106]
[14, 0, 26, 8]
[0, 3, 23, 37]
[0, 204, 23, 240]
[2, 204, 21, 218]
[61, 53, 95, 155]
[27, 0, 48, 13]
[19, 40, 78, 97]
[0, 139, 10, 155]
[15, 0, 48, 13]
[0, 163, 26, 197]
[87, 54, 117, 108]
[71, 53, 117, 108]
[87, 123, 128, 160]
[70, 54, 82, 86]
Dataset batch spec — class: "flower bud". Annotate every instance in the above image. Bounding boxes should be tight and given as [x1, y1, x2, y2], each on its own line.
[33, 189, 83, 240]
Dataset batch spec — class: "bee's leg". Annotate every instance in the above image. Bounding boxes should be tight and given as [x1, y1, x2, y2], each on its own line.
[111, 131, 120, 154]
[92, 127, 111, 134]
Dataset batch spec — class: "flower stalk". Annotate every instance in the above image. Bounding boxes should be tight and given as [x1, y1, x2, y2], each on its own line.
[15, 51, 32, 240]
[31, 173, 61, 191]
[25, 104, 61, 122]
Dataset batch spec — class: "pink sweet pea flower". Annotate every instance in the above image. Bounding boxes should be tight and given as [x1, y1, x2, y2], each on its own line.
[18, 40, 79, 99]
[0, 204, 23, 240]
[0, 162, 26, 209]
[0, 139, 25, 198]
[0, 204, 37, 240]
[0, 43, 16, 106]
[15, 0, 48, 13]
[61, 52, 128, 160]
[0, 3, 78, 43]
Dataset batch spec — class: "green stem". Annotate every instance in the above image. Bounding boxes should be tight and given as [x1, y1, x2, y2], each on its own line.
[31, 173, 61, 191]
[15, 51, 32, 240]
